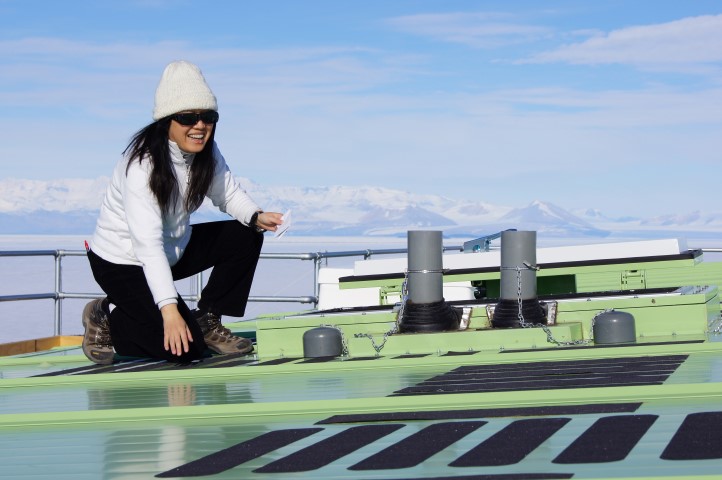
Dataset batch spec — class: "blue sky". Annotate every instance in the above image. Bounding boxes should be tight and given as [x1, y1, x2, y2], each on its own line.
[1, 0, 721, 218]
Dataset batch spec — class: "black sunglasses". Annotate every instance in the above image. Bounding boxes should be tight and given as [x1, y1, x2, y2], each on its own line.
[172, 111, 219, 126]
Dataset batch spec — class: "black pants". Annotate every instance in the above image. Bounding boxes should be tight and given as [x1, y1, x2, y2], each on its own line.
[87, 220, 264, 362]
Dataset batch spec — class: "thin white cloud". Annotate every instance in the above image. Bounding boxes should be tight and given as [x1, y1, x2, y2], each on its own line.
[526, 14, 722, 68]
[385, 11, 552, 48]
[0, 37, 412, 116]
[0, 37, 376, 68]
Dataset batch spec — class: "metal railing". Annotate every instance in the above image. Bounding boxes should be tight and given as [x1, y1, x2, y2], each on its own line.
[7, 238, 719, 338]
[0, 245, 465, 337]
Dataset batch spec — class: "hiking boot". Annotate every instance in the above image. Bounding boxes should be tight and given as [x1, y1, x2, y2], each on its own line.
[82, 298, 114, 365]
[196, 311, 254, 355]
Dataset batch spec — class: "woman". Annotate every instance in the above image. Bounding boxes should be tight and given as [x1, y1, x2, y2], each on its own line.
[82, 60, 283, 365]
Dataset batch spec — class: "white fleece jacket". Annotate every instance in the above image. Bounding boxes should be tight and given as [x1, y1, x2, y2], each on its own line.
[90, 141, 260, 308]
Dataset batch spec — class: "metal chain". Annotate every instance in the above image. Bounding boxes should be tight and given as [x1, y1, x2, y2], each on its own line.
[502, 263, 592, 346]
[353, 325, 398, 355]
[353, 270, 407, 355]
[588, 309, 614, 342]
[355, 263, 608, 353]
[708, 313, 722, 335]
[500, 262, 539, 327]
[397, 271, 409, 324]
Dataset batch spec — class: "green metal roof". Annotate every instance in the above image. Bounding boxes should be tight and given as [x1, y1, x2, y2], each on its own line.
[2, 283, 722, 479]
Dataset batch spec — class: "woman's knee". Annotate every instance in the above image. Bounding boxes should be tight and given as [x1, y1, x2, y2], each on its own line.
[222, 220, 264, 255]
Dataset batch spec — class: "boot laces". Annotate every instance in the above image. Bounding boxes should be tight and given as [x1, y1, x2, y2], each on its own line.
[92, 304, 112, 347]
[204, 314, 233, 337]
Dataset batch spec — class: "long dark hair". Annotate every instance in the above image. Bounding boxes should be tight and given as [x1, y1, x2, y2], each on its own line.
[123, 117, 216, 215]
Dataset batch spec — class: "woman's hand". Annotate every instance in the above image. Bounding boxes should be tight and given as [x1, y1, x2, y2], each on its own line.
[256, 211, 284, 232]
[161, 303, 193, 356]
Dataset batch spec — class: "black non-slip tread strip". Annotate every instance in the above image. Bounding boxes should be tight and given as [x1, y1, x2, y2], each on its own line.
[155, 428, 323, 477]
[317, 403, 642, 424]
[392, 355, 686, 395]
[32, 364, 116, 377]
[553, 414, 658, 463]
[465, 355, 685, 370]
[415, 363, 683, 382]
[450, 355, 688, 373]
[254, 357, 302, 366]
[32, 351, 257, 376]
[114, 356, 237, 373]
[254, 424, 404, 473]
[393, 377, 670, 395]
[420, 369, 681, 385]
[458, 359, 682, 372]
[661, 411, 722, 460]
[397, 377, 671, 393]
[450, 418, 571, 467]
[374, 475, 574, 480]
[99, 354, 257, 372]
[171, 352, 254, 368]
[101, 359, 193, 373]
[413, 367, 681, 386]
[31, 358, 161, 376]
[115, 353, 256, 372]
[444, 362, 686, 379]
[349, 421, 486, 470]
[421, 362, 683, 383]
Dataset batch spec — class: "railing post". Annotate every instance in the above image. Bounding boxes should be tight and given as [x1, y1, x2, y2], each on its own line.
[188, 272, 200, 308]
[54, 250, 62, 336]
[313, 254, 320, 308]
[196, 271, 203, 305]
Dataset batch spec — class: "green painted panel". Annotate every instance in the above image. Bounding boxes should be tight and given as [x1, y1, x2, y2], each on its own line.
[339, 257, 722, 301]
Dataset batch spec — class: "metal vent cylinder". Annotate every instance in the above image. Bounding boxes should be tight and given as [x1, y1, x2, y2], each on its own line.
[303, 326, 343, 358]
[593, 310, 636, 345]
[492, 230, 546, 328]
[398, 230, 460, 333]
[407, 230, 444, 304]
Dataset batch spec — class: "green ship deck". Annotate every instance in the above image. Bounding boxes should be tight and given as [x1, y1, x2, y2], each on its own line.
[2, 298, 722, 479]
[3, 238, 722, 479]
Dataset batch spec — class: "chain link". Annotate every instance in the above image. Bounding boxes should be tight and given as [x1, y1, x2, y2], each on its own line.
[707, 313, 722, 335]
[587, 309, 615, 342]
[501, 264, 593, 346]
[499, 263, 539, 327]
[397, 271, 409, 324]
[353, 324, 399, 355]
[353, 270, 407, 355]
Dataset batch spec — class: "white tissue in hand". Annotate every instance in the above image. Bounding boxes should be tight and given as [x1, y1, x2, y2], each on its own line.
[275, 210, 292, 238]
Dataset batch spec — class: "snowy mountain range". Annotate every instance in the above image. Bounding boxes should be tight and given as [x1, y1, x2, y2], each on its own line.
[2, 177, 722, 239]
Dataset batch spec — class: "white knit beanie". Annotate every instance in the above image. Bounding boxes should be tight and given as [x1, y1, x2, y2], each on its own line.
[152, 61, 218, 120]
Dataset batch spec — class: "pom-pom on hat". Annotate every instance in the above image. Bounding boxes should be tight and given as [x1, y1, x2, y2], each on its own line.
[152, 61, 218, 121]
